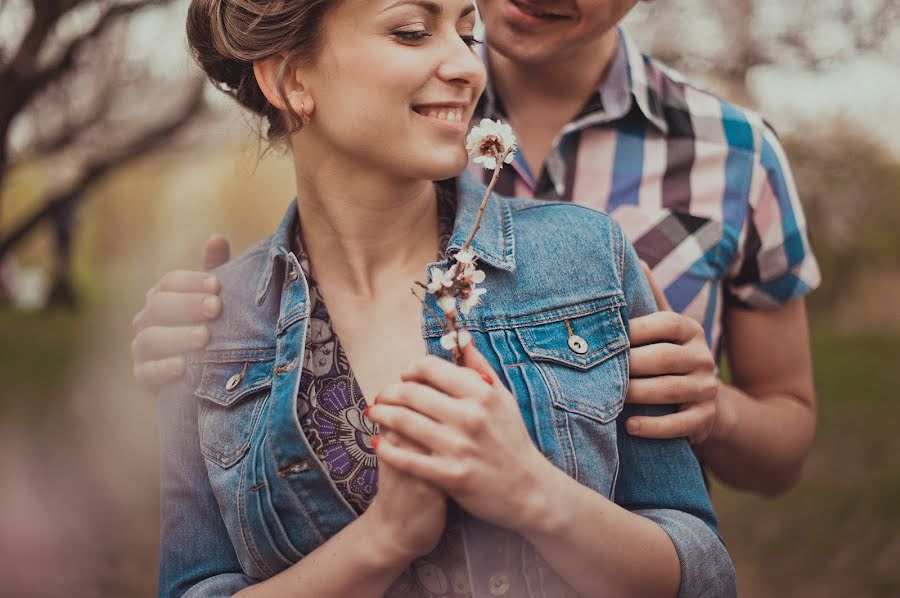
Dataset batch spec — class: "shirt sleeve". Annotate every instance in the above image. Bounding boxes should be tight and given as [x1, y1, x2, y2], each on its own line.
[158, 374, 257, 598]
[617, 225, 737, 598]
[724, 123, 821, 309]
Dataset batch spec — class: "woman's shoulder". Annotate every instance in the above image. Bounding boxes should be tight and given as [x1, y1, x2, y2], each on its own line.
[503, 194, 625, 259]
[191, 235, 282, 363]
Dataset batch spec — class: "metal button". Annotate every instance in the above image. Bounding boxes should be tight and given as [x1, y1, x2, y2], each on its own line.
[488, 573, 510, 596]
[225, 373, 243, 392]
[567, 334, 589, 355]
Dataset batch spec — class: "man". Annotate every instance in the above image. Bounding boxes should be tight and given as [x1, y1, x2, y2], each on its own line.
[133, 0, 819, 497]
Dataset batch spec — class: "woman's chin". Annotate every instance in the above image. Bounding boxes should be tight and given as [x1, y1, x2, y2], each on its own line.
[416, 150, 469, 182]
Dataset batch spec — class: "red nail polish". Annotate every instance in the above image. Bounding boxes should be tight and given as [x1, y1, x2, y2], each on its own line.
[480, 372, 493, 385]
[363, 406, 371, 418]
[371, 436, 381, 450]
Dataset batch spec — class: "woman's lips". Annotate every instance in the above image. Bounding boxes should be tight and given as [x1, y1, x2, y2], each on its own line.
[412, 105, 469, 133]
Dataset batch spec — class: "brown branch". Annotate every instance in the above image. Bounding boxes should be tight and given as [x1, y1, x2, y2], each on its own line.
[20, 80, 116, 160]
[0, 81, 206, 260]
[3, 0, 179, 129]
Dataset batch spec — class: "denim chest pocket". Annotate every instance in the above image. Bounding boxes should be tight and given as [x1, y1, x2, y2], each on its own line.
[514, 299, 629, 424]
[195, 358, 274, 469]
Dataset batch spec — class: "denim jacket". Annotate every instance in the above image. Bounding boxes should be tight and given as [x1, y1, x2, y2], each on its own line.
[158, 173, 736, 598]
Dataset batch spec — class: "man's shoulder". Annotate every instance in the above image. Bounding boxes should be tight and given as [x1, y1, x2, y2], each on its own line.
[642, 53, 775, 153]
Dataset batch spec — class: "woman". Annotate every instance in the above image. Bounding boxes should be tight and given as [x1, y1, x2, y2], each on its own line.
[159, 0, 735, 596]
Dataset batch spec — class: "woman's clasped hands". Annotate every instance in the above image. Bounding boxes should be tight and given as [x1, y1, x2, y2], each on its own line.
[367, 341, 554, 535]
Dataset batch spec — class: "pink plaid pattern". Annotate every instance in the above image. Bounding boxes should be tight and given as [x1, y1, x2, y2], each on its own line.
[470, 29, 820, 359]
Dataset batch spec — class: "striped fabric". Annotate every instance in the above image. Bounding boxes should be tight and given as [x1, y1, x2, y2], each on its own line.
[470, 28, 820, 361]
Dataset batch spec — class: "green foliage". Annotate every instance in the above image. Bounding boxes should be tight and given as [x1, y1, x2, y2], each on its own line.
[714, 326, 900, 596]
[785, 130, 900, 314]
[0, 307, 85, 418]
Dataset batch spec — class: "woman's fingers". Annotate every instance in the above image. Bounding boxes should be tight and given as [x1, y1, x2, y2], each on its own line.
[400, 354, 488, 399]
[460, 341, 500, 385]
[374, 435, 458, 489]
[369, 404, 461, 455]
[375, 382, 464, 425]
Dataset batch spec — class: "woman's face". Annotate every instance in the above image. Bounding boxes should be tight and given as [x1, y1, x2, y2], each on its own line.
[301, 0, 486, 182]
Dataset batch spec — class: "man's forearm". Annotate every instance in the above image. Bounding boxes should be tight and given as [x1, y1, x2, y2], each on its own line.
[694, 383, 816, 497]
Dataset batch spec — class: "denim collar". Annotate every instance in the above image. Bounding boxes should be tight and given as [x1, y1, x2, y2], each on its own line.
[254, 171, 516, 306]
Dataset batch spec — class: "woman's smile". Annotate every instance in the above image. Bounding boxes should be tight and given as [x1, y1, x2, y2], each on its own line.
[411, 102, 469, 133]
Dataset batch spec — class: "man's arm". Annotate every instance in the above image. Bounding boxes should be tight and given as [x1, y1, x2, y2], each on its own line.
[695, 297, 816, 496]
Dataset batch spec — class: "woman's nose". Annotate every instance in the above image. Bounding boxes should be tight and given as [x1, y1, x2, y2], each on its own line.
[437, 39, 487, 91]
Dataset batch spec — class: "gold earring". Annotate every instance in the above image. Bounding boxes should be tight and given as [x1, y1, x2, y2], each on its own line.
[299, 100, 311, 126]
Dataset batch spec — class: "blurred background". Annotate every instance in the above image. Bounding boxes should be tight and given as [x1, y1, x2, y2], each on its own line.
[0, 0, 898, 596]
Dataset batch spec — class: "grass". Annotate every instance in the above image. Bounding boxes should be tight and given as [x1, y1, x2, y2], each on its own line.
[712, 326, 900, 596]
[0, 306, 86, 419]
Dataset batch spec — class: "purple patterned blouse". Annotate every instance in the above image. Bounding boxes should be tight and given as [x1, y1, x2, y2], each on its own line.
[293, 183, 472, 597]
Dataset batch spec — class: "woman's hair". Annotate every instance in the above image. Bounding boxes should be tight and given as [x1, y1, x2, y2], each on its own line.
[186, 0, 335, 142]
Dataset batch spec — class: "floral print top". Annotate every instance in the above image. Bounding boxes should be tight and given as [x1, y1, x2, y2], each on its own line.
[292, 182, 472, 597]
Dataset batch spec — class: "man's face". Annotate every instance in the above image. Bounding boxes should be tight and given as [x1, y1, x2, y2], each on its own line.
[477, 0, 642, 65]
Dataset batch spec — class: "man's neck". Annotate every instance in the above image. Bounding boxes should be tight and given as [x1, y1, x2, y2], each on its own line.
[485, 29, 620, 176]
[486, 29, 620, 118]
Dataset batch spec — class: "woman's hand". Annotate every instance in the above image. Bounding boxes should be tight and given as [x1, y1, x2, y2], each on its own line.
[365, 432, 448, 561]
[625, 262, 722, 444]
[367, 343, 552, 534]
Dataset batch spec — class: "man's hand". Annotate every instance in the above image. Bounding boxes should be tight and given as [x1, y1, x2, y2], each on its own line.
[625, 263, 722, 444]
[131, 235, 231, 391]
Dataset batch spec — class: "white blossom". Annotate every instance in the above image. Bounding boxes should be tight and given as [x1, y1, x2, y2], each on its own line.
[459, 287, 487, 315]
[440, 328, 472, 351]
[437, 294, 456, 314]
[455, 249, 477, 265]
[466, 118, 517, 171]
[426, 265, 457, 294]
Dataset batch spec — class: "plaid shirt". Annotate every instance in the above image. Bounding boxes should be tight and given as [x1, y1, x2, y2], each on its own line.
[470, 28, 821, 360]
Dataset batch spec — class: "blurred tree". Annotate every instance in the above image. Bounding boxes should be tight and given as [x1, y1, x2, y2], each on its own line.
[630, 0, 900, 100]
[0, 0, 206, 307]
[785, 129, 900, 312]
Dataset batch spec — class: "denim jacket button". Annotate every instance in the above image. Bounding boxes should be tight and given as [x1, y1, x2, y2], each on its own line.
[488, 573, 510, 596]
[567, 334, 589, 354]
[225, 373, 243, 392]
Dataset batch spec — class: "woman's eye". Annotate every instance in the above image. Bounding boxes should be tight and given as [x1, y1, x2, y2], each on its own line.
[394, 30, 432, 43]
[460, 34, 482, 48]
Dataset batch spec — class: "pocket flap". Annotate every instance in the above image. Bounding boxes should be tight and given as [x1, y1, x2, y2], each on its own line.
[196, 358, 275, 407]
[516, 301, 627, 370]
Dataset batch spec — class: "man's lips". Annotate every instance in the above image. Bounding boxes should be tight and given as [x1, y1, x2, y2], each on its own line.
[508, 0, 574, 20]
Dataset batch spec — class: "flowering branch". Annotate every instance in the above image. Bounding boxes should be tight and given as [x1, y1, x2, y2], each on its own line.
[415, 119, 517, 364]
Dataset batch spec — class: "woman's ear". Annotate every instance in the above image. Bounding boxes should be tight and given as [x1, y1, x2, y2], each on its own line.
[252, 54, 314, 120]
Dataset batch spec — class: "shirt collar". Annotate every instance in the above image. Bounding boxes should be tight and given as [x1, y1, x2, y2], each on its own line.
[478, 27, 668, 134]
[255, 173, 516, 305]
